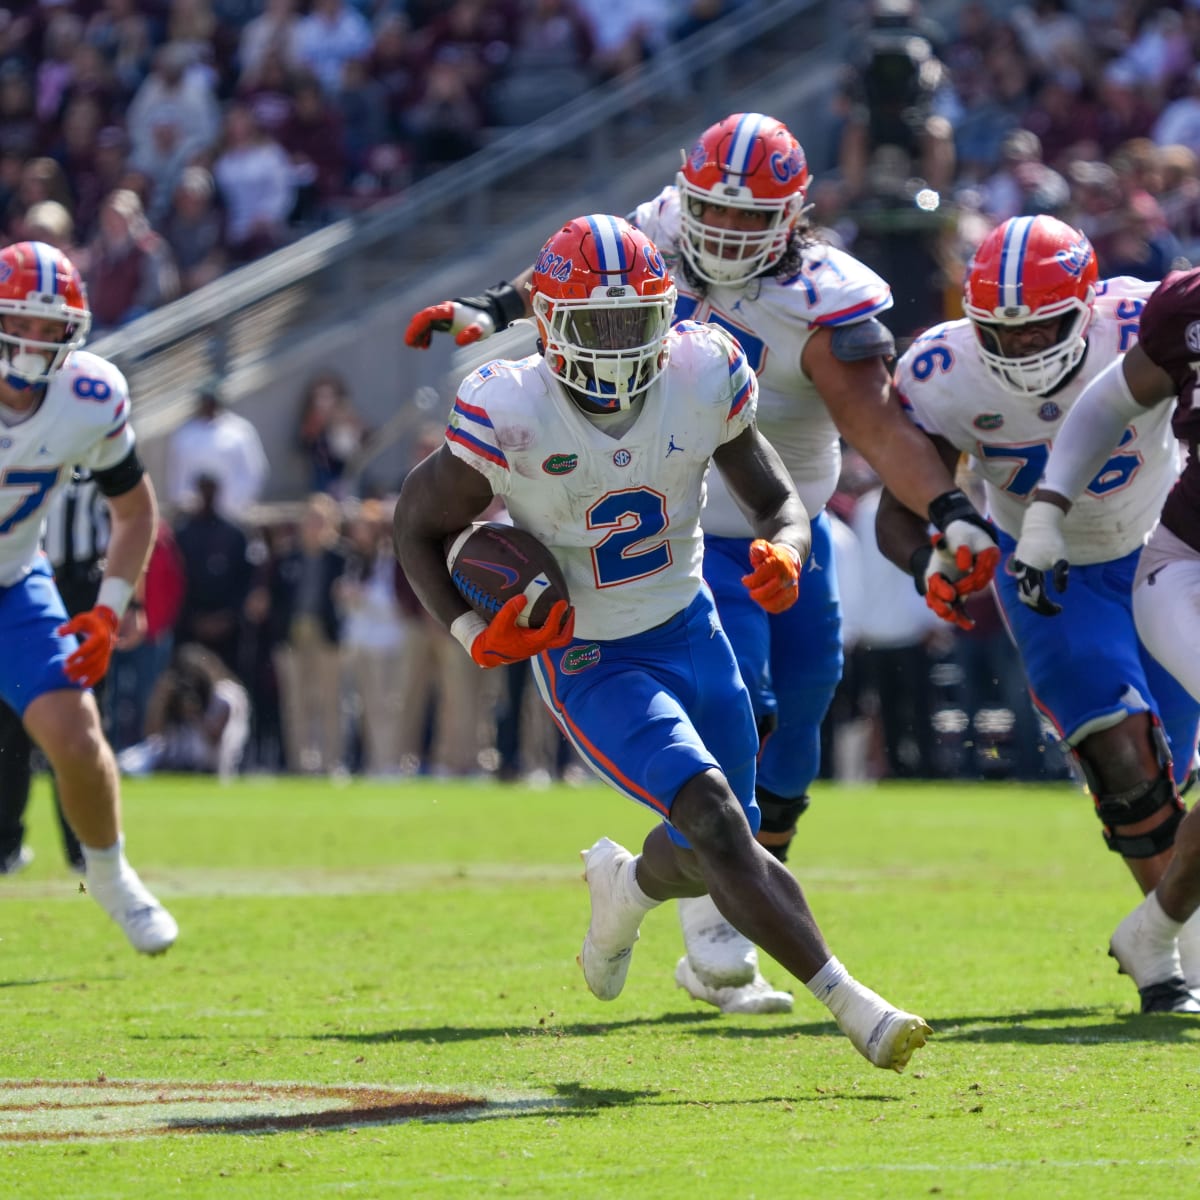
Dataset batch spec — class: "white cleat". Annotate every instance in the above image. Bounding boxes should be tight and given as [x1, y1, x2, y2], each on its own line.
[1110, 895, 1200, 1013]
[834, 985, 932, 1073]
[87, 866, 178, 956]
[675, 955, 794, 1015]
[678, 893, 756, 987]
[578, 837, 645, 1001]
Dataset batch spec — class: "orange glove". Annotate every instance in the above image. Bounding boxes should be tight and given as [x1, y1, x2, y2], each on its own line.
[57, 605, 120, 686]
[467, 596, 575, 668]
[741, 539, 801, 614]
[913, 538, 1000, 631]
[405, 301, 495, 349]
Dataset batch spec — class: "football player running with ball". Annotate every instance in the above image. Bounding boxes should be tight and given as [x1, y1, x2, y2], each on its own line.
[1012, 266, 1200, 1011]
[395, 214, 931, 1073]
[0, 241, 177, 954]
[406, 113, 997, 1015]
[874, 216, 1200, 1012]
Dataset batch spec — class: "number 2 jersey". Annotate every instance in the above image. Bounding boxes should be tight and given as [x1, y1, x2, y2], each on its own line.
[444, 321, 756, 641]
[895, 277, 1176, 564]
[630, 185, 893, 529]
[0, 349, 134, 587]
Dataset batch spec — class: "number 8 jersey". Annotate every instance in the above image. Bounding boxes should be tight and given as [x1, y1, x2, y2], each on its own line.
[0, 349, 134, 586]
[445, 321, 757, 640]
[895, 276, 1175, 564]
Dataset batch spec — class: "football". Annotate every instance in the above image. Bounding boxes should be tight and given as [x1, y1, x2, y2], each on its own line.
[445, 522, 569, 629]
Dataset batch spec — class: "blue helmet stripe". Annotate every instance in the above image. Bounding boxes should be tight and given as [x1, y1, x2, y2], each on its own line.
[32, 241, 56, 295]
[586, 214, 629, 282]
[999, 217, 1035, 310]
[723, 113, 765, 183]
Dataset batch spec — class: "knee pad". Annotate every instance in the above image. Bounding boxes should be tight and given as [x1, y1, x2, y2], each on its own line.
[1081, 719, 1184, 858]
[755, 786, 810, 863]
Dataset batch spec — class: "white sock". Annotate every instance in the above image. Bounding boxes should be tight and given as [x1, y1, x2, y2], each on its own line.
[806, 955, 858, 1016]
[625, 857, 661, 911]
[1143, 890, 1185, 943]
[82, 835, 126, 881]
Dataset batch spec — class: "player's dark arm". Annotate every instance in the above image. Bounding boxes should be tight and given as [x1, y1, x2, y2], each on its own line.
[393, 445, 495, 628]
[711, 422, 811, 564]
[803, 327, 961, 521]
[874, 432, 962, 574]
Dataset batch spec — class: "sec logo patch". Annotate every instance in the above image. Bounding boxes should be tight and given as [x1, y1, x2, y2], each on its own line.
[613, 449, 632, 467]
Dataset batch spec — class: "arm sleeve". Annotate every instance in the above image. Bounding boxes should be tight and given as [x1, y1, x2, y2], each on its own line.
[1040, 359, 1147, 501]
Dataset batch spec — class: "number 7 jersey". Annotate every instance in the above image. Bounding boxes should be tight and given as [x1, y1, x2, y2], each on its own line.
[445, 321, 757, 640]
[895, 276, 1176, 564]
[0, 349, 134, 586]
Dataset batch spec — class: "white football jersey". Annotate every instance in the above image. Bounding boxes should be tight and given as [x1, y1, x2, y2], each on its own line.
[631, 185, 893, 530]
[895, 277, 1177, 564]
[0, 350, 134, 586]
[445, 321, 757, 640]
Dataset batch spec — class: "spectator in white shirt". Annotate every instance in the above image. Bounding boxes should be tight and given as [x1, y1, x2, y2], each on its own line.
[166, 387, 269, 522]
[212, 102, 295, 263]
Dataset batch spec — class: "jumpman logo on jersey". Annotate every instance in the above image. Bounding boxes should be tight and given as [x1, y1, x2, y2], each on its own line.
[666, 434, 684, 457]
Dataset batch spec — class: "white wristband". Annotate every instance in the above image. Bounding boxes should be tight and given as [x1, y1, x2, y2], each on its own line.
[450, 611, 488, 656]
[96, 577, 134, 618]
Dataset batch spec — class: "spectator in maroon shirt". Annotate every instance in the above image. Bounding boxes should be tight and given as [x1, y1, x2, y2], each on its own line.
[0, 64, 39, 160]
[84, 188, 180, 332]
[279, 72, 347, 222]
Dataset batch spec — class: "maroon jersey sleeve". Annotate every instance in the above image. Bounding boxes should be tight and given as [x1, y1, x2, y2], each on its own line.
[1137, 268, 1200, 552]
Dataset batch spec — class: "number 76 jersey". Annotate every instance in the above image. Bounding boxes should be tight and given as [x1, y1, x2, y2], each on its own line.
[895, 276, 1176, 564]
[0, 349, 134, 586]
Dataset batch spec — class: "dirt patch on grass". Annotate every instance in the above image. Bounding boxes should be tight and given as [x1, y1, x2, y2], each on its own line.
[0, 1079, 487, 1141]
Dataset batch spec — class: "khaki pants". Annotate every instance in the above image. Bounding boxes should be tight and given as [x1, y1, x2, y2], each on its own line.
[342, 643, 404, 775]
[274, 616, 344, 773]
[393, 620, 496, 776]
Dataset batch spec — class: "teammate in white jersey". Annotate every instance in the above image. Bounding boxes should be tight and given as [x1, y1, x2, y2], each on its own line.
[396, 215, 931, 1072]
[1012, 267, 1200, 1011]
[0, 240, 177, 956]
[405, 112, 998, 1015]
[874, 216, 1200, 1012]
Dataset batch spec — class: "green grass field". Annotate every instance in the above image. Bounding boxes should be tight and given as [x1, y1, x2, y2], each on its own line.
[1, 774, 1198, 1199]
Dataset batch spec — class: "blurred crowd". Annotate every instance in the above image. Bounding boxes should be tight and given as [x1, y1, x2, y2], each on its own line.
[820, 0, 1200, 341]
[15, 0, 1200, 783]
[0, 0, 746, 331]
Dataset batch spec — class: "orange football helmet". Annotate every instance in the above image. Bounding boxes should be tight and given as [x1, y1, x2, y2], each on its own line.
[529, 214, 676, 412]
[677, 112, 810, 285]
[963, 215, 1098, 397]
[0, 240, 91, 388]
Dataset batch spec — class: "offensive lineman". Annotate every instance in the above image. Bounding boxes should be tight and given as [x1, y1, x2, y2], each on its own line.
[0, 240, 177, 955]
[395, 213, 930, 1072]
[1012, 266, 1200, 1009]
[875, 216, 1200, 1012]
[405, 112, 997, 1014]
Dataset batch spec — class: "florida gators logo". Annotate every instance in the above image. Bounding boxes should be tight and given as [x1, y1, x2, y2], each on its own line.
[769, 146, 806, 184]
[561, 644, 601, 674]
[1054, 239, 1093, 278]
[542, 453, 578, 475]
[688, 140, 707, 172]
[534, 248, 573, 282]
[642, 245, 666, 278]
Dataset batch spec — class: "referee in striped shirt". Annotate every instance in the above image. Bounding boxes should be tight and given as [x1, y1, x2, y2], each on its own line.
[0, 469, 115, 874]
